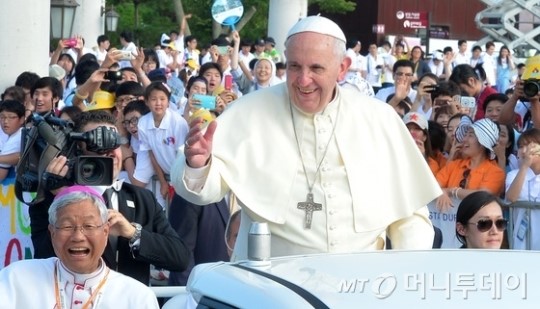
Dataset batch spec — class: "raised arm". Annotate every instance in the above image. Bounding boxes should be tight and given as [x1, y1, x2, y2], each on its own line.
[179, 13, 192, 37]
[499, 80, 523, 125]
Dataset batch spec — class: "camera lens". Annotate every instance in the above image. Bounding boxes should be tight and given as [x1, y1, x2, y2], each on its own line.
[78, 159, 105, 184]
[524, 81, 540, 98]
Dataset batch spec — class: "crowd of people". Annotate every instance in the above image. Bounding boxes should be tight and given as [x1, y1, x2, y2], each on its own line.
[1, 12, 540, 307]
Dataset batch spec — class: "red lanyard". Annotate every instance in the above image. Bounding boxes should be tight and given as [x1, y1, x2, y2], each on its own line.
[54, 261, 110, 309]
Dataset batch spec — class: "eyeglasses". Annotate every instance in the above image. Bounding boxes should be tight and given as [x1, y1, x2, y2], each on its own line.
[468, 219, 508, 232]
[122, 117, 139, 127]
[54, 224, 105, 236]
[459, 169, 471, 189]
[116, 96, 137, 105]
[0, 115, 20, 121]
[395, 72, 414, 77]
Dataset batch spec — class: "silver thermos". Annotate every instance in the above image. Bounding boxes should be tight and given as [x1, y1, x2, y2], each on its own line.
[247, 222, 271, 267]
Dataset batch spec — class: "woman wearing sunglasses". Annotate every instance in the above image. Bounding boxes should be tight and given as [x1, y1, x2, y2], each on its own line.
[456, 191, 507, 249]
[435, 116, 505, 212]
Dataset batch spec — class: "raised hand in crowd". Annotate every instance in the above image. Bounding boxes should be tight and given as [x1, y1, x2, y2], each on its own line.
[448, 137, 463, 162]
[101, 48, 125, 69]
[184, 118, 217, 168]
[130, 47, 151, 87]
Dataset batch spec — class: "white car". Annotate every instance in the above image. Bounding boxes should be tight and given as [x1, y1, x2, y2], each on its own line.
[164, 250, 539, 308]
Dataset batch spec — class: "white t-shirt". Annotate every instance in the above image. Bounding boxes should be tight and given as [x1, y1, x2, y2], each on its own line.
[482, 53, 497, 86]
[95, 48, 108, 64]
[381, 53, 396, 84]
[239, 51, 255, 69]
[0, 128, 22, 168]
[454, 52, 471, 66]
[428, 59, 444, 77]
[506, 168, 540, 250]
[156, 49, 174, 69]
[137, 110, 188, 175]
[365, 54, 384, 87]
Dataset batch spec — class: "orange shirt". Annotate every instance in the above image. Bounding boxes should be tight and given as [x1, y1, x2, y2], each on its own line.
[435, 157, 505, 195]
[428, 157, 440, 176]
[432, 151, 448, 169]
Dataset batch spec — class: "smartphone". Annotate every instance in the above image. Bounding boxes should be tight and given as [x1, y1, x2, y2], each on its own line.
[224, 75, 233, 91]
[105, 70, 122, 81]
[217, 46, 229, 55]
[63, 38, 77, 48]
[118, 50, 134, 61]
[424, 84, 439, 93]
[460, 96, 476, 108]
[192, 94, 217, 110]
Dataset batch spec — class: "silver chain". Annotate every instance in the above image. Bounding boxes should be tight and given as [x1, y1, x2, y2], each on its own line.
[289, 99, 340, 194]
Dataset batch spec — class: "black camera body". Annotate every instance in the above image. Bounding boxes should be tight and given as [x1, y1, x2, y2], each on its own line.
[15, 113, 121, 204]
[105, 70, 122, 81]
[523, 79, 540, 98]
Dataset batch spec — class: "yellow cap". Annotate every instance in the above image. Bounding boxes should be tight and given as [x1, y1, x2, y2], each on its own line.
[186, 59, 199, 70]
[86, 91, 116, 111]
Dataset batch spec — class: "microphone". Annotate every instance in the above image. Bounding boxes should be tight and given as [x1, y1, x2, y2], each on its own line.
[44, 113, 71, 128]
[37, 121, 58, 145]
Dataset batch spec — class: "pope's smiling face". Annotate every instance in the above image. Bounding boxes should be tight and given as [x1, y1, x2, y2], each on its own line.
[49, 200, 109, 274]
[285, 32, 350, 114]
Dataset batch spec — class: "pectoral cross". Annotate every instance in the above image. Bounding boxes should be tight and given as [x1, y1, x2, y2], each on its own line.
[297, 193, 322, 229]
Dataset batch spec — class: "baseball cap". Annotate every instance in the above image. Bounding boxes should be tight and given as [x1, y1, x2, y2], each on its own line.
[265, 37, 276, 46]
[432, 51, 444, 61]
[403, 112, 428, 130]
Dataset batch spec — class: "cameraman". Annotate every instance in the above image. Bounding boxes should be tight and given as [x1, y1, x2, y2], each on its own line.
[28, 110, 189, 285]
[31, 77, 63, 116]
[499, 80, 540, 132]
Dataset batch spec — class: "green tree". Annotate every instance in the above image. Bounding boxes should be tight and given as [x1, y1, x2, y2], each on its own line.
[309, 0, 356, 13]
[105, 0, 354, 48]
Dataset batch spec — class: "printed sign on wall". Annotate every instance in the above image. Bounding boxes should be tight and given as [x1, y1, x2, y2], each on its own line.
[0, 176, 34, 269]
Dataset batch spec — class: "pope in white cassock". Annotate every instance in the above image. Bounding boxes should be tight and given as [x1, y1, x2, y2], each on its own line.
[0, 186, 159, 309]
[172, 16, 442, 261]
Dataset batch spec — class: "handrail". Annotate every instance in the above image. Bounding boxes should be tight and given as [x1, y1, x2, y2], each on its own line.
[503, 201, 540, 209]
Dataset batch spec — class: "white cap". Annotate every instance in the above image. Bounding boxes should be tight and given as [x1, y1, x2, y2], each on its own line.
[403, 112, 428, 130]
[432, 50, 444, 61]
[286, 16, 346, 43]
[160, 33, 171, 46]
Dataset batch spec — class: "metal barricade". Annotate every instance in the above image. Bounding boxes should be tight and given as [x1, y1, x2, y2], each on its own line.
[503, 201, 540, 250]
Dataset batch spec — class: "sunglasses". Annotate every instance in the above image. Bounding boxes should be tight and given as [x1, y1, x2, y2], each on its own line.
[468, 219, 508, 232]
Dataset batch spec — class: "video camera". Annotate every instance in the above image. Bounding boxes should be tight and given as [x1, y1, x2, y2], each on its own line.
[15, 112, 123, 204]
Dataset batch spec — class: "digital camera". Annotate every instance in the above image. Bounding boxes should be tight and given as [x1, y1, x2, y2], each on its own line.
[63, 38, 77, 48]
[521, 55, 540, 98]
[523, 79, 540, 98]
